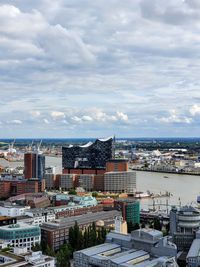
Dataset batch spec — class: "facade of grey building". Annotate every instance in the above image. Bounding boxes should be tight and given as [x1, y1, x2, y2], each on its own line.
[59, 174, 74, 190]
[44, 173, 55, 190]
[104, 171, 136, 193]
[170, 206, 200, 251]
[74, 229, 178, 267]
[79, 174, 94, 191]
[187, 238, 200, 267]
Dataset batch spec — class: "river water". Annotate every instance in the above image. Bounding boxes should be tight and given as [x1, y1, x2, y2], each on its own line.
[137, 170, 200, 211]
[1, 156, 199, 210]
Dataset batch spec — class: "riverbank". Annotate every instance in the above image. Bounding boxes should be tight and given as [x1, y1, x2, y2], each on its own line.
[132, 168, 200, 176]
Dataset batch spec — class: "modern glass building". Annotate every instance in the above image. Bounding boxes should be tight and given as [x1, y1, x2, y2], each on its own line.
[37, 154, 45, 181]
[114, 199, 140, 224]
[0, 223, 41, 250]
[24, 152, 45, 181]
[62, 137, 114, 170]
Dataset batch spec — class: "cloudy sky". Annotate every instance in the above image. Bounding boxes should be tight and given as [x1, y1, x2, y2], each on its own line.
[0, 0, 200, 138]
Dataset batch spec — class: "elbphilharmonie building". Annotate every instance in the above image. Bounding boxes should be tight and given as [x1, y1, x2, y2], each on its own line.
[62, 137, 114, 170]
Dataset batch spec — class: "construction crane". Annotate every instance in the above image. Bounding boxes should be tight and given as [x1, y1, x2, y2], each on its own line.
[28, 140, 34, 151]
[8, 139, 16, 154]
[37, 140, 43, 154]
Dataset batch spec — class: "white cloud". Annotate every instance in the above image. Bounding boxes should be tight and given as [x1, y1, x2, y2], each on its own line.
[7, 119, 23, 125]
[116, 111, 128, 122]
[51, 111, 65, 120]
[190, 104, 200, 116]
[71, 116, 82, 123]
[43, 118, 50, 124]
[159, 110, 192, 124]
[82, 115, 93, 122]
[0, 0, 200, 137]
[30, 110, 41, 118]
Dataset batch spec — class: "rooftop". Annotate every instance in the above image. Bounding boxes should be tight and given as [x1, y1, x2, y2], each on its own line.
[106, 232, 132, 242]
[0, 250, 54, 267]
[41, 210, 120, 231]
[0, 222, 39, 231]
[107, 159, 128, 163]
[0, 216, 15, 221]
[115, 198, 138, 203]
[78, 243, 121, 256]
[110, 250, 148, 264]
[187, 239, 200, 258]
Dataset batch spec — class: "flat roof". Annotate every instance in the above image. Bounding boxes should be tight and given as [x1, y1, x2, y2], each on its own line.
[187, 239, 200, 258]
[106, 232, 132, 242]
[115, 198, 138, 203]
[134, 228, 162, 236]
[41, 210, 120, 231]
[107, 159, 128, 163]
[0, 222, 39, 231]
[78, 243, 120, 256]
[0, 251, 54, 267]
[110, 250, 148, 264]
[0, 216, 14, 221]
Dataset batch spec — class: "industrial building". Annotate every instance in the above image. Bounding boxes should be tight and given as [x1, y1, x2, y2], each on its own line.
[74, 229, 178, 267]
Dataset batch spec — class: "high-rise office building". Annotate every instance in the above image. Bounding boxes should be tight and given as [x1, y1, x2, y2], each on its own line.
[62, 137, 114, 173]
[24, 152, 45, 181]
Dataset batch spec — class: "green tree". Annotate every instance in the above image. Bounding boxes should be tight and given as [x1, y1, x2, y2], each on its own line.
[41, 240, 47, 253]
[45, 245, 56, 257]
[153, 218, 162, 231]
[68, 226, 75, 250]
[133, 223, 140, 230]
[32, 243, 42, 252]
[127, 221, 133, 233]
[97, 228, 104, 244]
[92, 192, 98, 197]
[101, 227, 107, 241]
[69, 189, 77, 195]
[69, 221, 83, 251]
[78, 230, 84, 250]
[91, 222, 97, 245]
[165, 222, 170, 235]
[56, 244, 71, 267]
[83, 228, 88, 248]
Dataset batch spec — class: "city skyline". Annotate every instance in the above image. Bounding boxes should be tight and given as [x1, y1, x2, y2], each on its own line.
[1, 0, 200, 138]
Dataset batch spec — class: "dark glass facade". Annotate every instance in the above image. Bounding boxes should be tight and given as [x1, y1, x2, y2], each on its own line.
[62, 137, 114, 170]
[24, 152, 45, 181]
[37, 154, 45, 181]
